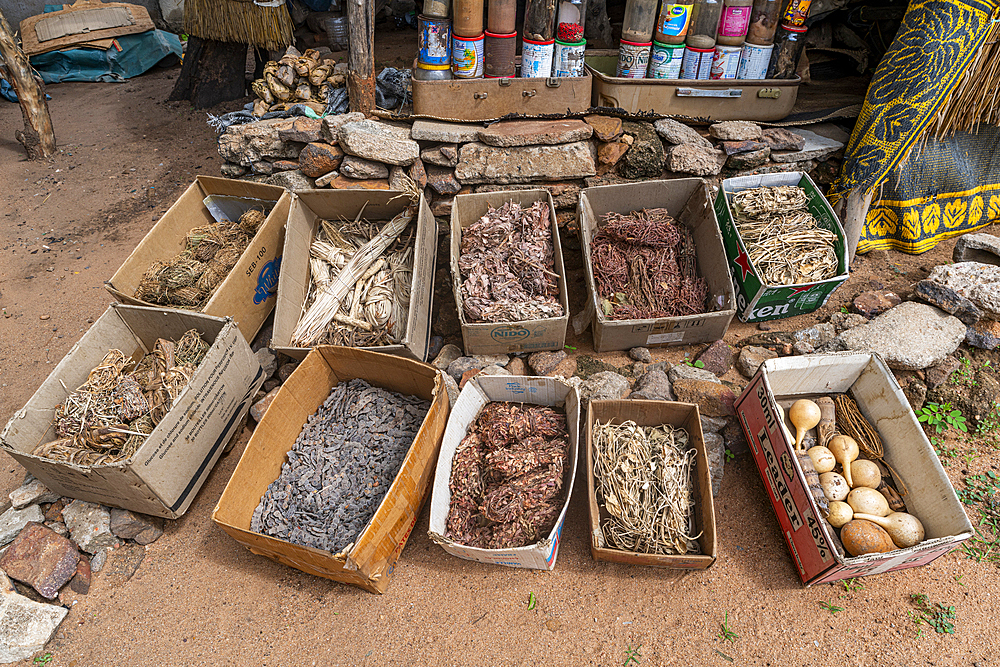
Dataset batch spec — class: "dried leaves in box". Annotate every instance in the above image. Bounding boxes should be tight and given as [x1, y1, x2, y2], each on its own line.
[32, 329, 210, 467]
[446, 402, 570, 549]
[590, 208, 708, 321]
[730, 185, 838, 286]
[458, 200, 564, 324]
[592, 420, 701, 555]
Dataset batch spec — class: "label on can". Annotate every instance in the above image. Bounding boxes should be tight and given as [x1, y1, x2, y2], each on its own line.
[736, 41, 773, 79]
[710, 45, 741, 79]
[616, 40, 651, 78]
[418, 17, 452, 65]
[648, 42, 684, 78]
[680, 46, 713, 79]
[718, 5, 752, 37]
[553, 39, 586, 77]
[521, 38, 555, 77]
[782, 0, 811, 25]
[656, 3, 693, 38]
[452, 34, 484, 78]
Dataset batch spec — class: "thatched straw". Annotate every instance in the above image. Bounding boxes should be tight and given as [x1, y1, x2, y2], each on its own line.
[184, 0, 294, 52]
[929, 24, 1000, 140]
[159, 259, 206, 290]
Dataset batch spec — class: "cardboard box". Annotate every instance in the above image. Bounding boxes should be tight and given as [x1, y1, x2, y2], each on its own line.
[272, 190, 436, 361]
[0, 304, 264, 519]
[714, 172, 849, 323]
[734, 352, 974, 585]
[451, 190, 570, 355]
[428, 375, 579, 570]
[106, 176, 290, 342]
[212, 346, 449, 594]
[586, 399, 717, 569]
[578, 179, 737, 352]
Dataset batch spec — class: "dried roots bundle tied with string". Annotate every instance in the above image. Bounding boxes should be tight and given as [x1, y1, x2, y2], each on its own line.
[252, 46, 347, 118]
[291, 183, 419, 348]
[32, 330, 210, 467]
[730, 185, 838, 286]
[590, 208, 708, 321]
[134, 209, 266, 309]
[459, 200, 564, 324]
[592, 420, 701, 555]
[446, 403, 570, 549]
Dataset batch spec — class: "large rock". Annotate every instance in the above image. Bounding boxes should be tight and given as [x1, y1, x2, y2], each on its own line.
[925, 262, 1000, 319]
[472, 183, 581, 210]
[9, 479, 58, 510]
[585, 114, 623, 142]
[967, 319, 1000, 350]
[927, 366, 1000, 426]
[218, 118, 303, 166]
[320, 111, 365, 143]
[630, 370, 674, 401]
[0, 522, 80, 599]
[0, 571, 68, 664]
[737, 346, 778, 378]
[421, 144, 459, 167]
[726, 148, 770, 170]
[473, 354, 510, 367]
[411, 120, 481, 143]
[770, 128, 844, 163]
[696, 340, 735, 377]
[720, 140, 769, 156]
[339, 120, 419, 166]
[597, 138, 632, 172]
[709, 121, 762, 141]
[249, 388, 280, 423]
[829, 311, 868, 333]
[61, 501, 119, 554]
[340, 155, 389, 179]
[671, 379, 736, 417]
[322, 174, 391, 190]
[0, 505, 44, 548]
[264, 169, 314, 191]
[579, 371, 631, 409]
[431, 343, 463, 370]
[425, 164, 462, 195]
[618, 121, 665, 179]
[447, 356, 487, 383]
[762, 127, 805, 151]
[925, 356, 961, 390]
[255, 348, 277, 379]
[704, 432, 726, 497]
[700, 415, 729, 434]
[668, 364, 720, 384]
[527, 350, 567, 376]
[914, 280, 982, 325]
[628, 347, 652, 363]
[109, 509, 164, 545]
[838, 302, 967, 370]
[953, 232, 1000, 265]
[479, 119, 593, 147]
[793, 323, 836, 347]
[852, 290, 900, 318]
[455, 141, 596, 184]
[654, 118, 713, 148]
[277, 117, 323, 143]
[664, 144, 723, 176]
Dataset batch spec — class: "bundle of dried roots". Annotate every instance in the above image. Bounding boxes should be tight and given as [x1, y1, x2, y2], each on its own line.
[591, 208, 708, 320]
[446, 403, 570, 549]
[32, 329, 210, 467]
[459, 200, 564, 324]
[252, 46, 348, 117]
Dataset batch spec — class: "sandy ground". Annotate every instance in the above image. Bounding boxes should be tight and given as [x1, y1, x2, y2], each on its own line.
[1, 64, 999, 667]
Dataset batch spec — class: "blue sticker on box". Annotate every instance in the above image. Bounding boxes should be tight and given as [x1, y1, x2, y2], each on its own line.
[253, 256, 281, 304]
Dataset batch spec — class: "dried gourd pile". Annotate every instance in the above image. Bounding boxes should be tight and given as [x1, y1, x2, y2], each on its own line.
[731, 185, 839, 286]
[252, 46, 347, 117]
[134, 209, 265, 309]
[33, 330, 210, 467]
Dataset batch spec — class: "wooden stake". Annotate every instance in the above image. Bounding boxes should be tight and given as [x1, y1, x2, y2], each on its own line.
[347, 0, 375, 114]
[0, 9, 57, 159]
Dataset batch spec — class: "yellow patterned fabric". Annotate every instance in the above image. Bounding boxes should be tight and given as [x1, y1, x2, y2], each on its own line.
[828, 0, 1000, 254]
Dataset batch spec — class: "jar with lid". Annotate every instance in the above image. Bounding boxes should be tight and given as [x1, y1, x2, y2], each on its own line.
[621, 0, 659, 44]
[653, 2, 693, 45]
[782, 0, 811, 26]
[766, 22, 806, 78]
[555, 0, 587, 42]
[685, 0, 722, 49]
[746, 0, 779, 45]
[716, 0, 751, 46]
[422, 0, 450, 18]
[524, 0, 558, 41]
[413, 63, 454, 80]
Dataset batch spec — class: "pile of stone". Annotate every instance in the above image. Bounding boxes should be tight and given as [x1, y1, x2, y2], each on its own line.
[0, 477, 163, 662]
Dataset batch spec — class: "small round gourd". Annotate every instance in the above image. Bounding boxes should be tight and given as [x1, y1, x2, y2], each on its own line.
[850, 459, 882, 489]
[841, 519, 896, 556]
[847, 487, 891, 517]
[819, 471, 850, 502]
[827, 501, 853, 528]
[807, 446, 837, 474]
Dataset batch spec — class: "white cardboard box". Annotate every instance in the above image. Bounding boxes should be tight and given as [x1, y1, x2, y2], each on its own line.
[428, 375, 580, 570]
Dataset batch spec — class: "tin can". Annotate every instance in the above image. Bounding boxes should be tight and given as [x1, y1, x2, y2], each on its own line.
[710, 44, 741, 79]
[484, 30, 516, 77]
[647, 40, 685, 78]
[781, 0, 810, 26]
[418, 15, 452, 66]
[736, 40, 772, 79]
[521, 37, 555, 77]
[452, 32, 484, 78]
[413, 62, 454, 80]
[680, 45, 714, 79]
[553, 38, 586, 77]
[616, 39, 652, 78]
[422, 0, 450, 18]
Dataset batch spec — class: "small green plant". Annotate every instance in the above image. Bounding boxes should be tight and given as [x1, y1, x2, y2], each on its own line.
[724, 448, 734, 462]
[717, 612, 738, 643]
[977, 404, 1000, 448]
[33, 655, 52, 666]
[623, 643, 642, 666]
[954, 574, 965, 586]
[684, 359, 706, 368]
[918, 402, 968, 434]
[962, 451, 980, 466]
[527, 592, 537, 611]
[840, 306, 849, 314]
[957, 471, 1000, 506]
[841, 578, 864, 595]
[933, 436, 959, 465]
[950, 356, 978, 387]
[819, 601, 844, 615]
[909, 594, 956, 634]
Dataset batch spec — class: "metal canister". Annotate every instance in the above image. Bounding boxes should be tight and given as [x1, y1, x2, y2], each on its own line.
[736, 40, 772, 79]
[710, 44, 741, 79]
[521, 37, 555, 77]
[452, 32, 485, 78]
[781, 0, 811, 26]
[680, 44, 714, 79]
[553, 38, 587, 77]
[413, 62, 454, 80]
[422, 0, 450, 18]
[418, 15, 452, 66]
[616, 39, 652, 78]
[484, 30, 517, 77]
[647, 40, 685, 78]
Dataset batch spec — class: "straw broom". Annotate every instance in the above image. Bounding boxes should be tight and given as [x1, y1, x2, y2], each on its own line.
[184, 0, 294, 52]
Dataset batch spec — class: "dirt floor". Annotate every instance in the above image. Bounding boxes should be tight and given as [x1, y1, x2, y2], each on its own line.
[2, 65, 999, 667]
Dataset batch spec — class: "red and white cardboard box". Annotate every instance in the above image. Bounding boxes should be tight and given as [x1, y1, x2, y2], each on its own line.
[734, 352, 973, 585]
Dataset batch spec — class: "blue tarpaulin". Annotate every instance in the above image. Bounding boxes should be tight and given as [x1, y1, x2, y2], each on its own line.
[30, 30, 182, 85]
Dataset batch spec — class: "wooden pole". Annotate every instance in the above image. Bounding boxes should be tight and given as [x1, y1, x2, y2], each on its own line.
[0, 9, 56, 159]
[346, 0, 375, 114]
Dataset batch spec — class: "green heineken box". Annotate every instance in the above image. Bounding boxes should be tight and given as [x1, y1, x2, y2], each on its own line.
[714, 172, 849, 323]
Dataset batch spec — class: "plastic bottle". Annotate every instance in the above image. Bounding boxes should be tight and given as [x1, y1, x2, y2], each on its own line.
[685, 0, 722, 49]
[555, 0, 587, 43]
[782, 0, 811, 26]
[746, 0, 779, 45]
[621, 0, 660, 44]
[653, 2, 694, 45]
[766, 22, 807, 78]
[716, 0, 751, 46]
[422, 0, 451, 18]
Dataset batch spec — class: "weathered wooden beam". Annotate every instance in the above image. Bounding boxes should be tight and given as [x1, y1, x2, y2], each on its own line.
[168, 36, 248, 109]
[0, 9, 57, 159]
[346, 0, 375, 114]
